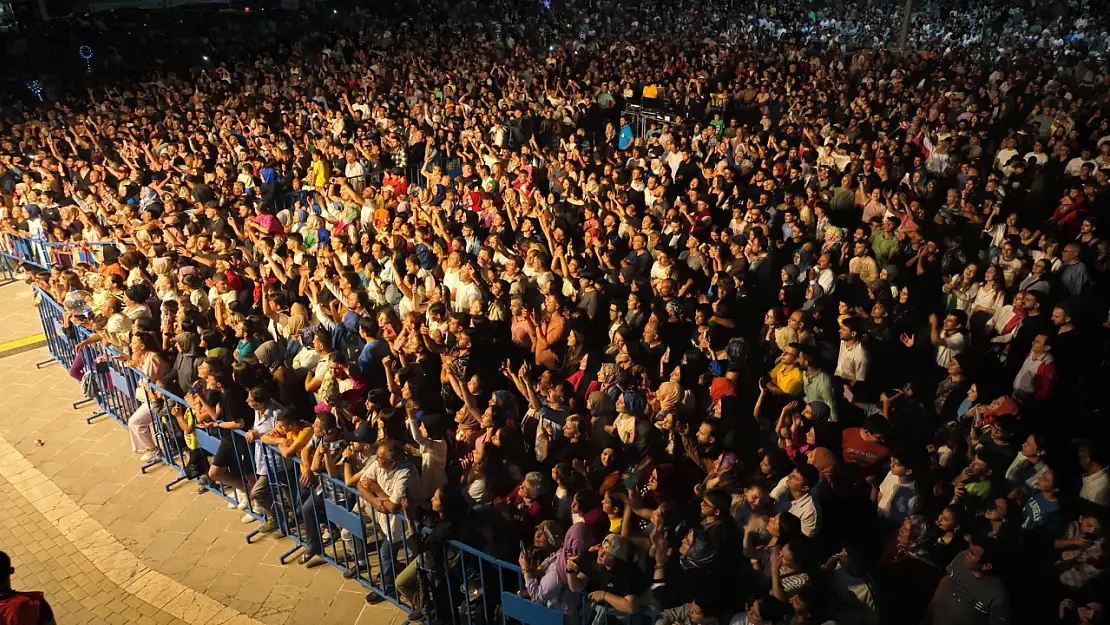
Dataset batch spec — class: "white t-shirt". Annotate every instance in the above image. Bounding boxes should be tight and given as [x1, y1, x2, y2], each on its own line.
[360, 459, 417, 540]
[994, 148, 1017, 170]
[451, 280, 482, 314]
[835, 341, 869, 382]
[935, 332, 966, 368]
[877, 472, 919, 524]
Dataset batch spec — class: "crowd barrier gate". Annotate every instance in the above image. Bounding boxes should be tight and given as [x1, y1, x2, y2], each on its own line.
[27, 286, 579, 625]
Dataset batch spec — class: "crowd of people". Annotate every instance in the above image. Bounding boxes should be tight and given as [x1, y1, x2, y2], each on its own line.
[3, 0, 1110, 623]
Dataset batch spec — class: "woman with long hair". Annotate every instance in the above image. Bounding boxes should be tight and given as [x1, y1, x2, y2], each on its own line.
[125, 331, 170, 463]
[390, 486, 470, 619]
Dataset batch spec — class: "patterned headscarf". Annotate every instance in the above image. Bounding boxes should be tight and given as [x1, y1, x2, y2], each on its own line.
[821, 226, 844, 254]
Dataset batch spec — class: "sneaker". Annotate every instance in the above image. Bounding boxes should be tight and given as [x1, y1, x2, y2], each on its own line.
[241, 512, 256, 524]
[236, 490, 250, 510]
[139, 451, 158, 463]
[343, 567, 359, 580]
[406, 609, 425, 623]
[258, 520, 277, 533]
[365, 592, 386, 605]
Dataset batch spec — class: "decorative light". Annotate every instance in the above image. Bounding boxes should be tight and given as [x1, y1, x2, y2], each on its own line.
[26, 80, 43, 102]
[78, 45, 94, 73]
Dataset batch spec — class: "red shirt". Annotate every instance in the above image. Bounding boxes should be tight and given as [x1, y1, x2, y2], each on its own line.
[841, 427, 890, 475]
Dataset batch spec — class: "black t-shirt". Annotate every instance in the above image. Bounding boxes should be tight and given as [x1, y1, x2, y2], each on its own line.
[218, 383, 254, 434]
[590, 558, 647, 600]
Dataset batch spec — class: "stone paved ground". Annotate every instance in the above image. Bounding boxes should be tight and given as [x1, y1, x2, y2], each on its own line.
[0, 290, 404, 625]
[0, 280, 43, 345]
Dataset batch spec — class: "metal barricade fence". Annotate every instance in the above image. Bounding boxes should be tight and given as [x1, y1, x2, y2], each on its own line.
[30, 286, 574, 625]
[274, 190, 311, 215]
[1, 232, 50, 271]
[42, 242, 113, 269]
[36, 287, 81, 372]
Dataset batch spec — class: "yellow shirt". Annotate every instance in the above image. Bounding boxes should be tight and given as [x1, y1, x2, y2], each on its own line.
[310, 160, 329, 189]
[770, 363, 805, 397]
[643, 84, 660, 99]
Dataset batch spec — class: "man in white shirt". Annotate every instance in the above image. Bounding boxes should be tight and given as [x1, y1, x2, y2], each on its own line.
[993, 137, 1018, 171]
[1065, 148, 1097, 177]
[901, 312, 966, 369]
[244, 387, 282, 533]
[835, 319, 869, 384]
[359, 441, 417, 602]
[775, 463, 822, 538]
[341, 149, 366, 193]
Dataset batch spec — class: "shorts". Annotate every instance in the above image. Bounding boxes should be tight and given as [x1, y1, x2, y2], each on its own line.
[213, 436, 252, 475]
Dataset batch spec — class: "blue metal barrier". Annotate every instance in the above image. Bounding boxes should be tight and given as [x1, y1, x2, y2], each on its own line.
[0, 233, 49, 271]
[274, 190, 311, 215]
[42, 242, 115, 269]
[30, 286, 580, 625]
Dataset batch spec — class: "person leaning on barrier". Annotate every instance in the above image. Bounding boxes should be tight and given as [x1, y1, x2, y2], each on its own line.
[360, 440, 418, 605]
[296, 408, 349, 566]
[391, 485, 470, 621]
[189, 359, 257, 506]
[243, 387, 284, 533]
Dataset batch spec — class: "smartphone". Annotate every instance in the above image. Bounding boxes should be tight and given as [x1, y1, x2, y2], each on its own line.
[519, 540, 527, 555]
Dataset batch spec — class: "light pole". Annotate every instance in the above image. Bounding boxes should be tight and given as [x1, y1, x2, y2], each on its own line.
[898, 0, 913, 55]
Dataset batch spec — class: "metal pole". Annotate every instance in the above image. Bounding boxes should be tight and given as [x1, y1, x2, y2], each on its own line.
[898, 0, 913, 55]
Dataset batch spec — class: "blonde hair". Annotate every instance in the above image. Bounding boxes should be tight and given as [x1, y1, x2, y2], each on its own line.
[286, 303, 310, 336]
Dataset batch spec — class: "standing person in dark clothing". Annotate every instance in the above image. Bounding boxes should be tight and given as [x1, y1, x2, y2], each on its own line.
[0, 551, 55, 625]
[923, 535, 1009, 625]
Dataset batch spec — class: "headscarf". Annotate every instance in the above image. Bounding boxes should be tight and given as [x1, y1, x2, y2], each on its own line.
[709, 377, 737, 403]
[782, 264, 800, 285]
[679, 528, 719, 570]
[884, 264, 900, 283]
[899, 515, 929, 552]
[254, 340, 284, 370]
[621, 390, 647, 417]
[655, 382, 683, 413]
[807, 446, 838, 483]
[649, 463, 678, 504]
[597, 363, 620, 387]
[821, 226, 844, 253]
[173, 332, 201, 356]
[794, 248, 814, 274]
[587, 390, 616, 419]
[206, 346, 234, 365]
[553, 516, 602, 582]
[807, 401, 831, 424]
[802, 283, 825, 311]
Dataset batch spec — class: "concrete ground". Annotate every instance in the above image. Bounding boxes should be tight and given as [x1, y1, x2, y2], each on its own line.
[0, 283, 405, 625]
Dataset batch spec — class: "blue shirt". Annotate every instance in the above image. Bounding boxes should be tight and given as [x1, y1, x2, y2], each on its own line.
[1059, 262, 1091, 297]
[357, 338, 388, 386]
[1021, 492, 1063, 537]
